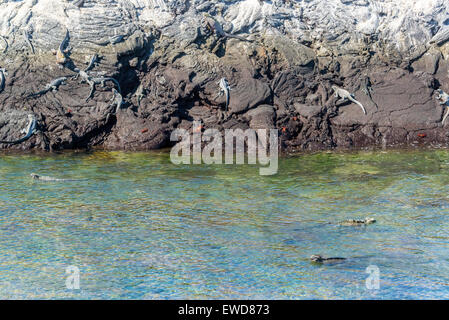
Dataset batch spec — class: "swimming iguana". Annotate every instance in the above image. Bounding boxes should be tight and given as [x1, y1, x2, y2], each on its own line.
[0, 114, 36, 145]
[332, 85, 367, 115]
[310, 255, 346, 264]
[338, 218, 376, 226]
[30, 173, 83, 182]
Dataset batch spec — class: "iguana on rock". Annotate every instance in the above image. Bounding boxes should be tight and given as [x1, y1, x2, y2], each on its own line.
[0, 35, 8, 54]
[214, 77, 231, 111]
[437, 89, 449, 124]
[23, 30, 35, 54]
[63, 0, 85, 17]
[83, 35, 125, 47]
[67, 0, 85, 9]
[75, 69, 121, 101]
[332, 85, 367, 115]
[85, 76, 121, 102]
[0, 68, 7, 93]
[361, 76, 378, 110]
[55, 29, 70, 65]
[110, 88, 123, 113]
[28, 77, 68, 98]
[0, 114, 36, 145]
[135, 84, 146, 107]
[203, 13, 252, 42]
[85, 53, 98, 72]
[437, 89, 449, 105]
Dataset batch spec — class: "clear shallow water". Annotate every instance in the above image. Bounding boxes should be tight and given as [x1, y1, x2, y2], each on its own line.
[0, 149, 449, 299]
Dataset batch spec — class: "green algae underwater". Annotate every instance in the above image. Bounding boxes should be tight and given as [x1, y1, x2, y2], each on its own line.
[0, 149, 449, 299]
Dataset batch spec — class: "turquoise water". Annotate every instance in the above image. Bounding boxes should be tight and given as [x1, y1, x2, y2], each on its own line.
[0, 149, 449, 299]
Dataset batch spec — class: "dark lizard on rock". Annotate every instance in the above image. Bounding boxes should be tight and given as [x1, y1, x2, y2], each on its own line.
[437, 89, 449, 125]
[203, 13, 253, 42]
[63, 0, 85, 17]
[0, 114, 36, 145]
[332, 85, 367, 115]
[86, 76, 121, 102]
[0, 35, 8, 54]
[27, 77, 68, 98]
[361, 76, 378, 110]
[0, 67, 7, 93]
[214, 77, 231, 111]
[85, 53, 98, 72]
[23, 30, 35, 54]
[76, 70, 121, 102]
[56, 29, 70, 65]
[110, 88, 123, 113]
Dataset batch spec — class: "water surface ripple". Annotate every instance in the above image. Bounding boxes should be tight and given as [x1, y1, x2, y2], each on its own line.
[0, 150, 448, 299]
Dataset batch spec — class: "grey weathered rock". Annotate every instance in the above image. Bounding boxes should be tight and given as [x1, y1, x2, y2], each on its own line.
[0, 1, 448, 152]
[244, 105, 276, 129]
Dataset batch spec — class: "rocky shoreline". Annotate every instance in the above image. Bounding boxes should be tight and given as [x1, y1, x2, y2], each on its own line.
[0, 0, 448, 152]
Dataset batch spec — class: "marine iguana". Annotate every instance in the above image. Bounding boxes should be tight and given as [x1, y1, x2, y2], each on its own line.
[85, 76, 121, 102]
[203, 13, 252, 42]
[55, 29, 70, 65]
[332, 85, 367, 115]
[135, 84, 146, 107]
[437, 89, 449, 105]
[338, 218, 376, 226]
[437, 89, 449, 124]
[310, 255, 346, 264]
[214, 77, 231, 111]
[72, 0, 86, 8]
[429, 27, 449, 46]
[110, 88, 123, 113]
[63, 0, 85, 17]
[68, 0, 85, 9]
[0, 114, 36, 145]
[74, 69, 121, 100]
[30, 173, 82, 182]
[361, 77, 378, 110]
[28, 77, 68, 98]
[82, 35, 125, 47]
[23, 30, 35, 54]
[0, 35, 8, 54]
[84, 53, 98, 72]
[0, 68, 7, 93]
